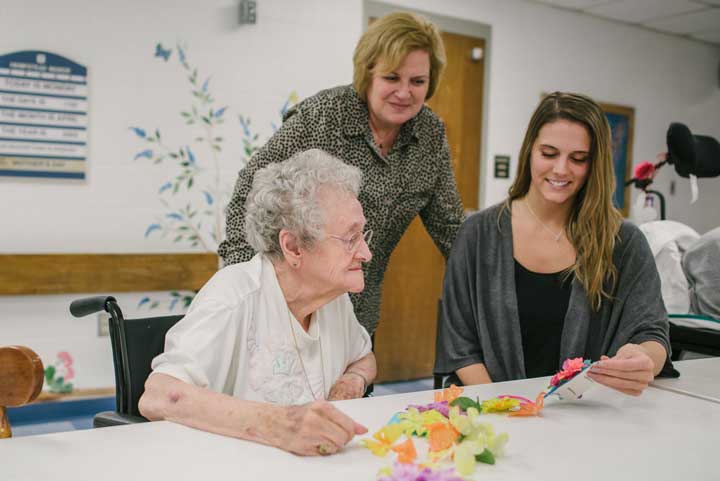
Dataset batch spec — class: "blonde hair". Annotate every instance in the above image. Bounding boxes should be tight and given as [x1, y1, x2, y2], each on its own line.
[505, 92, 623, 310]
[353, 11, 445, 101]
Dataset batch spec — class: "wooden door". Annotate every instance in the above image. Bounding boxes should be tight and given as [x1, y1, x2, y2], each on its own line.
[374, 31, 485, 382]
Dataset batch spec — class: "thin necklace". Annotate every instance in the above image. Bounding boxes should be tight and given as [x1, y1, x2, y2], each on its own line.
[369, 119, 398, 152]
[288, 309, 326, 400]
[524, 199, 564, 242]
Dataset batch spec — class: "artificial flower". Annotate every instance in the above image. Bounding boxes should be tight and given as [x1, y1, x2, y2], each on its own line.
[550, 358, 589, 387]
[562, 357, 586, 373]
[486, 431, 509, 457]
[453, 440, 485, 476]
[391, 438, 417, 464]
[397, 407, 447, 437]
[362, 423, 405, 457]
[634, 161, 655, 180]
[427, 422, 459, 452]
[434, 384, 463, 403]
[448, 405, 479, 436]
[426, 447, 453, 466]
[480, 397, 520, 414]
[508, 392, 545, 417]
[377, 462, 464, 481]
[407, 401, 450, 418]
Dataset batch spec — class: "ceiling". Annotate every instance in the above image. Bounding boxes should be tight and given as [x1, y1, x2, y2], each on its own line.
[528, 0, 720, 46]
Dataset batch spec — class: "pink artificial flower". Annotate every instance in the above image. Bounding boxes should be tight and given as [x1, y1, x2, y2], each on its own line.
[634, 161, 655, 181]
[561, 357, 585, 374]
[65, 365, 75, 380]
[57, 351, 73, 367]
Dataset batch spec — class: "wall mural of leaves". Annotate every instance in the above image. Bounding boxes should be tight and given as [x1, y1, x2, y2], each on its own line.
[131, 42, 296, 310]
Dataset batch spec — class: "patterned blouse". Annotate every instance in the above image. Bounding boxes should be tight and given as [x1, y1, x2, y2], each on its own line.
[219, 85, 464, 335]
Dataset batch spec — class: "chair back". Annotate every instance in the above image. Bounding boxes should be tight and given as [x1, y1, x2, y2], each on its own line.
[0, 346, 44, 438]
[70, 296, 183, 425]
[110, 313, 183, 418]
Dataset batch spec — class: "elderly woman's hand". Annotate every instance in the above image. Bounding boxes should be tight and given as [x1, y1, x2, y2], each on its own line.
[328, 372, 366, 400]
[275, 400, 367, 456]
[587, 344, 656, 396]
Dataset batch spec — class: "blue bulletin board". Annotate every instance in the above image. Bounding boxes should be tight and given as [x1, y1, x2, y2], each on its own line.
[0, 51, 88, 179]
[601, 102, 635, 217]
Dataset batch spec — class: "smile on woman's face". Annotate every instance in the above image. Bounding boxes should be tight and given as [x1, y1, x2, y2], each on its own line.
[529, 119, 591, 207]
[365, 49, 430, 130]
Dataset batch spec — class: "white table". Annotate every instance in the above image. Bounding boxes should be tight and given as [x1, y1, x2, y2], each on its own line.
[651, 357, 720, 403]
[2, 376, 719, 481]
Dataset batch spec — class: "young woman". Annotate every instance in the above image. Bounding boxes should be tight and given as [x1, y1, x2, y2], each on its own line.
[434, 92, 669, 396]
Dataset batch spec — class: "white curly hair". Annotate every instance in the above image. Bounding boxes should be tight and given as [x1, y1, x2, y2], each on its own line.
[244, 149, 363, 260]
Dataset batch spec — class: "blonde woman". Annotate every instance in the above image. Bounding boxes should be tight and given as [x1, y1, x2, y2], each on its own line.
[220, 12, 464, 341]
[434, 92, 669, 396]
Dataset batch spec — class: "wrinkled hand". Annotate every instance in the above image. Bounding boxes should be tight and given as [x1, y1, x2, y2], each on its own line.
[276, 400, 367, 456]
[587, 344, 656, 396]
[328, 373, 365, 401]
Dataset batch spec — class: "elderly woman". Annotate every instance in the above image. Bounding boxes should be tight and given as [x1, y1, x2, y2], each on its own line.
[219, 11, 464, 339]
[139, 149, 376, 456]
[435, 93, 670, 396]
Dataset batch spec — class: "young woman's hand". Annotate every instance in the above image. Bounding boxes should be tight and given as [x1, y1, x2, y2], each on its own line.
[587, 344, 656, 396]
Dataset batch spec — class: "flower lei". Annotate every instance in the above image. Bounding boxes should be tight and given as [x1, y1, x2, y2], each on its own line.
[363, 384, 543, 478]
[365, 358, 595, 479]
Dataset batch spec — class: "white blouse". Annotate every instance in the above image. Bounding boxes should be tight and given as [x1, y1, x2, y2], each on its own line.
[151, 253, 372, 405]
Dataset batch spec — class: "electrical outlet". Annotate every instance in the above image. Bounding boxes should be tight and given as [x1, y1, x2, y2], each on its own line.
[97, 313, 110, 337]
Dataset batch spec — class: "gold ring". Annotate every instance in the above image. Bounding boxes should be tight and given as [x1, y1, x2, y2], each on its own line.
[317, 442, 335, 455]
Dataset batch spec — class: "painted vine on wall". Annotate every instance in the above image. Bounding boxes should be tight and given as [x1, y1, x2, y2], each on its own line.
[130, 42, 296, 310]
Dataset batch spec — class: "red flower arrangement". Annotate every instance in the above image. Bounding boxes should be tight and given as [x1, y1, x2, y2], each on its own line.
[634, 161, 656, 181]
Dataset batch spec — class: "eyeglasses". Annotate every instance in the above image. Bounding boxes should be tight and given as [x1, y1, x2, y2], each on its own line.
[328, 229, 373, 253]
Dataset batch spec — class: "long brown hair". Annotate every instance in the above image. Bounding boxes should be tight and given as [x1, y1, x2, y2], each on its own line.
[505, 92, 623, 310]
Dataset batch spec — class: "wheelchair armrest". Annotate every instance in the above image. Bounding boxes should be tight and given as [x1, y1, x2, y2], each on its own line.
[93, 411, 148, 428]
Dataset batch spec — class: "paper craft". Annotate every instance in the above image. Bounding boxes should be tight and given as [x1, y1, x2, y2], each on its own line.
[367, 359, 602, 479]
[506, 393, 545, 417]
[365, 385, 509, 478]
[545, 358, 597, 400]
[390, 438, 417, 464]
[448, 392, 544, 416]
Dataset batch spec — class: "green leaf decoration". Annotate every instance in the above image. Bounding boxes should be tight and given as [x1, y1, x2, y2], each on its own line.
[475, 449, 496, 465]
[450, 396, 482, 412]
[44, 365, 56, 382]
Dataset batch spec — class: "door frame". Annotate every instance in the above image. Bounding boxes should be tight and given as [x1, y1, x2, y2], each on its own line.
[363, 0, 492, 211]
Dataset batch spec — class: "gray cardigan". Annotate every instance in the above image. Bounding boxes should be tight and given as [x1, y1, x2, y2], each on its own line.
[434, 203, 670, 382]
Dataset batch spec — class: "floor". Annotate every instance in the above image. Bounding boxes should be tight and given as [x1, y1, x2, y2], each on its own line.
[7, 378, 436, 438]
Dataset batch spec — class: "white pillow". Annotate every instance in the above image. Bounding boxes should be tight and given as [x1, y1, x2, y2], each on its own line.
[683, 226, 720, 319]
[638, 220, 700, 314]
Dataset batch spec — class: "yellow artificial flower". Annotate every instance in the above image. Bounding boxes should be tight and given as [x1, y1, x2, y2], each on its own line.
[480, 397, 520, 414]
[361, 423, 405, 457]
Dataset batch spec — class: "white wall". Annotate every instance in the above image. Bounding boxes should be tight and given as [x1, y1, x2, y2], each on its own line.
[389, 0, 720, 232]
[1, 0, 719, 389]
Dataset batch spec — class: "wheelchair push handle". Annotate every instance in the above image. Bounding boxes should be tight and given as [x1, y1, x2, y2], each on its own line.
[70, 296, 117, 318]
